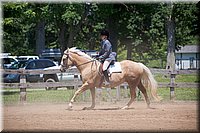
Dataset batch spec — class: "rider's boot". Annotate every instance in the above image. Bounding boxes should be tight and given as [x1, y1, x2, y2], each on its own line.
[103, 70, 110, 85]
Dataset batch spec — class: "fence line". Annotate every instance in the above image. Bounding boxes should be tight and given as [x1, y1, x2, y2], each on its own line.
[2, 68, 198, 75]
[1, 68, 199, 103]
[2, 82, 199, 89]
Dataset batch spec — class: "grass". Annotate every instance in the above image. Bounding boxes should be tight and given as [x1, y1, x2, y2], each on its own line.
[2, 73, 199, 105]
[157, 87, 199, 101]
[154, 73, 199, 83]
[2, 87, 199, 105]
[2, 88, 98, 105]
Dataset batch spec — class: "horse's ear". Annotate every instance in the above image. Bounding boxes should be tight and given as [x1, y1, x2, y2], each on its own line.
[67, 48, 70, 52]
[64, 48, 69, 54]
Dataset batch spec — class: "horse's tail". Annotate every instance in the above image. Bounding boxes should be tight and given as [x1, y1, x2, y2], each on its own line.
[138, 63, 161, 101]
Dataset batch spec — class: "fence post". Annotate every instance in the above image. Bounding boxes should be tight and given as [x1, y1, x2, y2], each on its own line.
[19, 68, 27, 104]
[116, 86, 120, 101]
[124, 84, 128, 98]
[106, 88, 112, 102]
[169, 70, 178, 100]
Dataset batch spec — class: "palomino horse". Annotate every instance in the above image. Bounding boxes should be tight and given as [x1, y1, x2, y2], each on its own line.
[60, 47, 160, 110]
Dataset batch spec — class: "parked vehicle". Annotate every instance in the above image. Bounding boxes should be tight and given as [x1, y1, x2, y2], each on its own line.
[3, 59, 57, 84]
[16, 56, 39, 61]
[2, 60, 28, 79]
[0, 53, 18, 69]
[40, 48, 98, 65]
[4, 59, 81, 90]
[40, 49, 61, 65]
[81, 49, 99, 58]
[43, 65, 82, 90]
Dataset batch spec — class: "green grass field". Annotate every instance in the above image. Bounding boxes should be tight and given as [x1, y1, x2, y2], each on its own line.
[154, 73, 199, 83]
[2, 87, 199, 105]
[2, 74, 199, 105]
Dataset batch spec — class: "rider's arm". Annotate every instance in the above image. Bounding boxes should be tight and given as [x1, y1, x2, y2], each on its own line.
[98, 41, 111, 60]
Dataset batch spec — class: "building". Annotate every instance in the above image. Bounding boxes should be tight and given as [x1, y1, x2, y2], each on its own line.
[175, 45, 200, 70]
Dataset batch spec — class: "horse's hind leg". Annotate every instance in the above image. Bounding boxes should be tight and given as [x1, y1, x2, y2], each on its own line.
[121, 83, 137, 109]
[137, 81, 150, 108]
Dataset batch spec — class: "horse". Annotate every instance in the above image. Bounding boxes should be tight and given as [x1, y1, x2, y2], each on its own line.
[60, 47, 161, 110]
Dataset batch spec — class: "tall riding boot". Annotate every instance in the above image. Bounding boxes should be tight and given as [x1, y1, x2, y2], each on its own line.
[103, 70, 110, 85]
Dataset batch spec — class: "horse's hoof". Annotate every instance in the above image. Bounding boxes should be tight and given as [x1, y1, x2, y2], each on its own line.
[66, 107, 73, 111]
[66, 105, 73, 110]
[121, 106, 128, 110]
[67, 103, 73, 110]
[68, 106, 72, 109]
[82, 107, 87, 110]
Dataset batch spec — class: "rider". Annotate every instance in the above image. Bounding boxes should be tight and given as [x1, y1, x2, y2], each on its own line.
[97, 29, 116, 85]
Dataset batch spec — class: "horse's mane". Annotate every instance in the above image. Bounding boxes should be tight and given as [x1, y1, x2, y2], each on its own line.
[69, 47, 92, 60]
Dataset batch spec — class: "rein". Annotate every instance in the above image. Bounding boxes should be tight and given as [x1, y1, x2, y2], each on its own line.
[62, 52, 97, 68]
[76, 59, 96, 67]
[61, 50, 103, 84]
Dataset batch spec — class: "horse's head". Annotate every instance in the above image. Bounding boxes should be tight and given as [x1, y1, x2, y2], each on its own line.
[60, 47, 94, 72]
[60, 48, 74, 72]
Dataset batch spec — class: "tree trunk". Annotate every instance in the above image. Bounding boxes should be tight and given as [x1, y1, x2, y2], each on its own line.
[88, 24, 95, 50]
[59, 23, 68, 54]
[166, 6, 176, 71]
[35, 20, 45, 56]
[107, 14, 118, 60]
[127, 43, 132, 60]
[67, 23, 75, 49]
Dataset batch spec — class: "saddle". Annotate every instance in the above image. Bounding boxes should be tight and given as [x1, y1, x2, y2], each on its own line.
[98, 61, 121, 87]
[99, 61, 122, 76]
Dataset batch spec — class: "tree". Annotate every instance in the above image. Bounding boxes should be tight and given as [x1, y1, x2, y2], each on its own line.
[166, 1, 176, 71]
[3, 3, 48, 55]
[120, 3, 167, 63]
[3, 2, 198, 65]
[3, 3, 35, 55]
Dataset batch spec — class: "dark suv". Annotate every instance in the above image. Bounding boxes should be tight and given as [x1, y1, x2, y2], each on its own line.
[3, 59, 58, 83]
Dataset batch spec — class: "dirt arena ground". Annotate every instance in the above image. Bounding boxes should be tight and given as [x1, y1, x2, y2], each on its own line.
[3, 101, 199, 132]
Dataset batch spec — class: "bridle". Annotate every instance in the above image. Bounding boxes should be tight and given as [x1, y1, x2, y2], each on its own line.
[61, 51, 96, 71]
[60, 50, 71, 70]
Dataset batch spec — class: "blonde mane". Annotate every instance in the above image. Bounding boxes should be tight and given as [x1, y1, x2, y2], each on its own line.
[69, 47, 92, 60]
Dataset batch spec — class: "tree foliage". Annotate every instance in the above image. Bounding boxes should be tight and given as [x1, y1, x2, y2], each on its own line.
[2, 2, 198, 66]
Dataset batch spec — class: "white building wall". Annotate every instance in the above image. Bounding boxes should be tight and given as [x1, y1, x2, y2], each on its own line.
[176, 53, 199, 69]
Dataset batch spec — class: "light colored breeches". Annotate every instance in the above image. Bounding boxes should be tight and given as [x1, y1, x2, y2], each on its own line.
[103, 60, 112, 71]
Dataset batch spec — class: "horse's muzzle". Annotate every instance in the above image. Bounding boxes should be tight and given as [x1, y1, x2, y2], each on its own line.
[60, 65, 66, 72]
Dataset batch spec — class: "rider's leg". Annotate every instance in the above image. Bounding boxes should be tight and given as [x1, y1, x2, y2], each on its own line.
[103, 60, 111, 84]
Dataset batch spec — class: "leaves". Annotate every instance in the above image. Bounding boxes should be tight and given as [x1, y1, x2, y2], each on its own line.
[2, 2, 198, 63]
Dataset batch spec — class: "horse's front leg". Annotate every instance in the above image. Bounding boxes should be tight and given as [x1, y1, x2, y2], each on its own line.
[83, 88, 95, 110]
[68, 82, 89, 110]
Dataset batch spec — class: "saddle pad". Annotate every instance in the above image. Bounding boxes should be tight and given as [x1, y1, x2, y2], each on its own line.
[108, 62, 122, 74]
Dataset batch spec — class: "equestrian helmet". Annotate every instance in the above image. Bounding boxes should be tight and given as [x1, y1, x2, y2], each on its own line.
[100, 29, 109, 38]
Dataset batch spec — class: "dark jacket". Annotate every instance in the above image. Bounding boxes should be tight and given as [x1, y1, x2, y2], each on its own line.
[98, 39, 116, 62]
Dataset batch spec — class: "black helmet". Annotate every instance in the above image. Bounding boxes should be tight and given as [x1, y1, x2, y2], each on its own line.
[100, 29, 109, 38]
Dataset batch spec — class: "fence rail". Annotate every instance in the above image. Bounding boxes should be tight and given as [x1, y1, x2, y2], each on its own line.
[2, 82, 199, 89]
[1, 68, 199, 103]
[3, 68, 198, 75]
